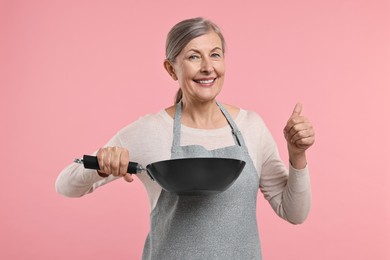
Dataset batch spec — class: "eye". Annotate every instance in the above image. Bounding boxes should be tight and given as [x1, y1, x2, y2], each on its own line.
[189, 54, 200, 60]
[211, 53, 222, 58]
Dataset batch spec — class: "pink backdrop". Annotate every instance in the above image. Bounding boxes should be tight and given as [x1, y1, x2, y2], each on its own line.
[1, 0, 389, 259]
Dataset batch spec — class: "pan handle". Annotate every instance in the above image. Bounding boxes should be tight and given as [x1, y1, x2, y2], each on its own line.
[80, 155, 144, 174]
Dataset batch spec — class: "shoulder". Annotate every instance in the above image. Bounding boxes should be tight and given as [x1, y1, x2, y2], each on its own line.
[222, 104, 266, 128]
[117, 111, 171, 138]
[220, 103, 241, 120]
[216, 102, 267, 130]
[220, 103, 262, 120]
[231, 106, 271, 144]
[242, 110, 266, 128]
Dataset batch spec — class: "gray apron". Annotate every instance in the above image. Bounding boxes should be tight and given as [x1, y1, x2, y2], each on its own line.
[142, 101, 262, 260]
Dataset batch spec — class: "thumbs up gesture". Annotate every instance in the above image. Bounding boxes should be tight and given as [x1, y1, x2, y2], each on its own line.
[283, 103, 315, 166]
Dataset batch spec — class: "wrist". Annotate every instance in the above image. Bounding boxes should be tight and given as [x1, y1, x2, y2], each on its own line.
[288, 150, 307, 169]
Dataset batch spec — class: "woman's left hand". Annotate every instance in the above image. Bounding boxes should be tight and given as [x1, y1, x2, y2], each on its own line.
[283, 103, 315, 166]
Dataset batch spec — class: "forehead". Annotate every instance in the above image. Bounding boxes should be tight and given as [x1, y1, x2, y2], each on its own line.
[182, 31, 223, 52]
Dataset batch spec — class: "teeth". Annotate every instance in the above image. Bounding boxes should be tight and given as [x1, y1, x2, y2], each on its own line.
[197, 79, 214, 84]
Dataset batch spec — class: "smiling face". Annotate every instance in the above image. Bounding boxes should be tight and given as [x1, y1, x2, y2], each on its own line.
[165, 31, 225, 104]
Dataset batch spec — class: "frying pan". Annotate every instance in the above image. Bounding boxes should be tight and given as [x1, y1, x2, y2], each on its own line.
[75, 155, 246, 196]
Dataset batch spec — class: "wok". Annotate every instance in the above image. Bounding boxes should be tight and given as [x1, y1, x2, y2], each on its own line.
[76, 155, 246, 196]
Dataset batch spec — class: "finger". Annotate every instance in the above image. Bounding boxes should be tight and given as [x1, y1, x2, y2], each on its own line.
[295, 136, 315, 148]
[286, 121, 307, 135]
[96, 148, 106, 174]
[284, 116, 309, 136]
[290, 129, 312, 143]
[123, 174, 134, 182]
[110, 147, 121, 176]
[288, 121, 313, 137]
[103, 148, 112, 174]
[119, 149, 129, 176]
[290, 103, 303, 119]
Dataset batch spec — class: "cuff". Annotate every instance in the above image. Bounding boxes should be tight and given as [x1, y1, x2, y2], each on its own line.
[82, 168, 109, 183]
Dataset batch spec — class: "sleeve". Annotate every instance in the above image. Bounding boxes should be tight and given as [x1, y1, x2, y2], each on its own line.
[55, 133, 123, 198]
[259, 118, 312, 224]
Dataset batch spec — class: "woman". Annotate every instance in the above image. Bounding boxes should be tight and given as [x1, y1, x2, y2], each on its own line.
[56, 17, 315, 259]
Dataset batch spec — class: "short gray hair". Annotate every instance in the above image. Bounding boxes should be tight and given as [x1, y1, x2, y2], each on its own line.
[165, 17, 226, 103]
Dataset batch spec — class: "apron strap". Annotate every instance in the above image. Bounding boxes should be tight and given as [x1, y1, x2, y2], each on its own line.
[216, 101, 246, 147]
[171, 101, 183, 152]
[171, 100, 247, 152]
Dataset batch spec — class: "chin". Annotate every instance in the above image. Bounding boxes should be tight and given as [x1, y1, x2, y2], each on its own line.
[196, 92, 221, 103]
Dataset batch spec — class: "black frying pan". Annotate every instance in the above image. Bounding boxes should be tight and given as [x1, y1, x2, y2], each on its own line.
[75, 155, 246, 196]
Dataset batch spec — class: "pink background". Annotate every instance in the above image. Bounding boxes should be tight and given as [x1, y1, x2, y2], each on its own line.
[1, 0, 389, 259]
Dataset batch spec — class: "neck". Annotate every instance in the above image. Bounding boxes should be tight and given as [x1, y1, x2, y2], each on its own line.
[180, 98, 225, 129]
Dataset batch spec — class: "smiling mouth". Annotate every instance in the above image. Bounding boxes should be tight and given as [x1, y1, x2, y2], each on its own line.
[193, 78, 216, 84]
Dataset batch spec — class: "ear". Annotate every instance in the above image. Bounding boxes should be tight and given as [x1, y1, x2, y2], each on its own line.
[163, 59, 178, 80]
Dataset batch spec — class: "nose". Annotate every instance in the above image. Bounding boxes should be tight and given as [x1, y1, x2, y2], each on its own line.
[200, 57, 213, 74]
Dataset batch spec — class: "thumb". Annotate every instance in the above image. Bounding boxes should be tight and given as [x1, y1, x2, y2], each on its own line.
[290, 102, 303, 118]
[123, 173, 134, 182]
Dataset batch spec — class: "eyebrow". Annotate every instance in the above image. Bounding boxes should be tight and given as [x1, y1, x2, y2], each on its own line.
[186, 47, 223, 54]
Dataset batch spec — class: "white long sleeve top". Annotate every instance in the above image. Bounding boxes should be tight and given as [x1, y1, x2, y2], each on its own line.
[56, 108, 311, 224]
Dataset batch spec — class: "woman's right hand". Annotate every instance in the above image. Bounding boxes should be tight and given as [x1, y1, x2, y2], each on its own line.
[96, 146, 133, 182]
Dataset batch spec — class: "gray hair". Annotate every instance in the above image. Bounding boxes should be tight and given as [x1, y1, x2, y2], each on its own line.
[165, 17, 226, 104]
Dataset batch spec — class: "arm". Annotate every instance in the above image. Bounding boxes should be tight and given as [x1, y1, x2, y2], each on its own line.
[259, 133, 312, 224]
[55, 162, 118, 198]
[260, 157, 311, 225]
[55, 133, 124, 198]
[259, 104, 315, 224]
